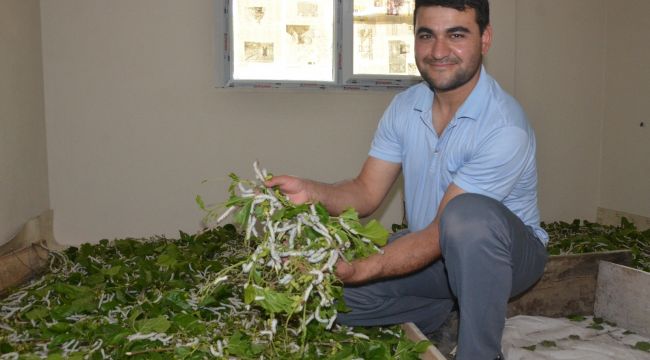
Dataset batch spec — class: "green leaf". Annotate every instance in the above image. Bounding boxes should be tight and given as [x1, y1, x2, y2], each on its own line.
[357, 219, 389, 246]
[85, 272, 105, 286]
[102, 265, 121, 277]
[634, 341, 650, 352]
[364, 341, 391, 360]
[25, 306, 49, 320]
[227, 331, 264, 357]
[234, 199, 253, 226]
[257, 288, 295, 315]
[156, 254, 177, 268]
[540, 340, 557, 347]
[53, 283, 94, 299]
[0, 342, 14, 354]
[128, 308, 144, 327]
[315, 202, 330, 223]
[164, 290, 192, 311]
[522, 345, 536, 351]
[195, 195, 206, 210]
[284, 204, 310, 219]
[339, 208, 360, 222]
[135, 316, 171, 333]
[413, 340, 432, 353]
[567, 314, 586, 321]
[244, 284, 256, 304]
[588, 323, 604, 330]
[175, 346, 193, 358]
[172, 313, 205, 335]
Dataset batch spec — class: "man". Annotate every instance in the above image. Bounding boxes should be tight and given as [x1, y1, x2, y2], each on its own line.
[265, 0, 548, 358]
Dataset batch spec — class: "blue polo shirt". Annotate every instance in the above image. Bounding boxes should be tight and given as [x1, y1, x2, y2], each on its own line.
[369, 67, 548, 245]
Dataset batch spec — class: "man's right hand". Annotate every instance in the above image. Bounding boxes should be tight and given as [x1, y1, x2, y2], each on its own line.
[264, 175, 313, 205]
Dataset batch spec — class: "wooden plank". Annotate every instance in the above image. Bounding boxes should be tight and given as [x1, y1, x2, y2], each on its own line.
[401, 322, 448, 360]
[0, 243, 49, 295]
[507, 250, 632, 318]
[594, 261, 650, 338]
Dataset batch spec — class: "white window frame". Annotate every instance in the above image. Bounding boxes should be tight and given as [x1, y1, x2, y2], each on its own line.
[215, 0, 422, 90]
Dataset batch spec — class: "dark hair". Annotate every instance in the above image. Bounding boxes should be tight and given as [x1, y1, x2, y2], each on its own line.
[414, 0, 490, 34]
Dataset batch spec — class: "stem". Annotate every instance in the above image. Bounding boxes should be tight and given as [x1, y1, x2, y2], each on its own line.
[299, 304, 308, 355]
[125, 347, 175, 356]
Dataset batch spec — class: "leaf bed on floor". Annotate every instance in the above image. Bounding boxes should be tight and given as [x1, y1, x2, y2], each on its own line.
[0, 163, 428, 359]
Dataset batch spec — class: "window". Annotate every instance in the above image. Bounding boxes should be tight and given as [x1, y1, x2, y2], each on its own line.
[216, 0, 421, 90]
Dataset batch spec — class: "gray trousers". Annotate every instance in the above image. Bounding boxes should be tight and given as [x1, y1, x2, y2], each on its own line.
[337, 193, 548, 360]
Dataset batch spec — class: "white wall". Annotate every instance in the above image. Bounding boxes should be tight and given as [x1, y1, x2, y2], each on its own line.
[40, 0, 402, 244]
[37, 0, 648, 245]
[0, 0, 50, 245]
[600, 0, 650, 217]
[514, 0, 606, 222]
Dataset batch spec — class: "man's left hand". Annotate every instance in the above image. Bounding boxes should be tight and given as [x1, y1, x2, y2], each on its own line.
[334, 258, 356, 284]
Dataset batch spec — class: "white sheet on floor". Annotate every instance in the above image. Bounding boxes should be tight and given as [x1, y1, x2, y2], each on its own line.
[502, 315, 650, 360]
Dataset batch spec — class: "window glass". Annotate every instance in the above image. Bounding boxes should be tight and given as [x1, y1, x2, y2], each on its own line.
[352, 0, 418, 77]
[231, 0, 335, 82]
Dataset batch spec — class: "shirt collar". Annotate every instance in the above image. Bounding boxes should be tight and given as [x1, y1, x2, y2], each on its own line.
[455, 65, 490, 121]
[413, 65, 491, 122]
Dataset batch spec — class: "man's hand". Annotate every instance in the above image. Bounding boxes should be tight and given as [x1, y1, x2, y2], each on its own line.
[334, 258, 356, 284]
[334, 257, 381, 285]
[264, 175, 312, 204]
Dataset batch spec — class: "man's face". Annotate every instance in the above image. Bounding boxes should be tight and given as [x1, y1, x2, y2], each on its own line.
[414, 6, 491, 93]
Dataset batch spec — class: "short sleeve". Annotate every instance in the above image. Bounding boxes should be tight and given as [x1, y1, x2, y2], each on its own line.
[453, 126, 531, 200]
[368, 98, 404, 164]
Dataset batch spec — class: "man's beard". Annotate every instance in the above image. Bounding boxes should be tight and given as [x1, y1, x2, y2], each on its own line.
[419, 55, 482, 93]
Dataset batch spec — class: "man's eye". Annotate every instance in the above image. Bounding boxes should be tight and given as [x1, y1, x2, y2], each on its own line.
[450, 33, 465, 39]
[418, 33, 432, 40]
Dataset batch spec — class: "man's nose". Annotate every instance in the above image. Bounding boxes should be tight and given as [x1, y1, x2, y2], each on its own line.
[430, 39, 451, 60]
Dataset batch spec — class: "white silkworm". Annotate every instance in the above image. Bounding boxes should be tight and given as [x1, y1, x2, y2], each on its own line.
[210, 345, 221, 357]
[303, 284, 313, 303]
[253, 160, 265, 182]
[238, 182, 253, 194]
[88, 339, 103, 353]
[309, 270, 324, 285]
[279, 274, 293, 285]
[326, 314, 337, 330]
[321, 250, 339, 272]
[339, 218, 358, 234]
[308, 250, 328, 264]
[216, 206, 236, 224]
[348, 331, 370, 340]
[314, 306, 329, 324]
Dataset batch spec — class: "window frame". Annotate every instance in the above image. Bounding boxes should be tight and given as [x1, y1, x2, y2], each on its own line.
[215, 0, 422, 90]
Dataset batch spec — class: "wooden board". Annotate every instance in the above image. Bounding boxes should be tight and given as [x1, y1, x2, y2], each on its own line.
[594, 261, 650, 338]
[507, 250, 632, 318]
[401, 322, 448, 360]
[0, 243, 49, 295]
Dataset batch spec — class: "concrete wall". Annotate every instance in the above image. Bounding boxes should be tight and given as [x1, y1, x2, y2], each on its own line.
[35, 0, 649, 244]
[0, 0, 50, 245]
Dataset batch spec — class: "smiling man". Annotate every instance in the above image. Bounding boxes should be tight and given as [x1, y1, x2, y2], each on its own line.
[266, 1, 548, 358]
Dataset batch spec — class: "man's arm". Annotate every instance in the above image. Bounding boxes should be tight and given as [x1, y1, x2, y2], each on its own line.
[264, 156, 401, 217]
[336, 183, 466, 284]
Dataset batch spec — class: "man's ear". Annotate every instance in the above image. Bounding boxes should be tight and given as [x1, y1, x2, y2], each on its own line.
[481, 24, 493, 55]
